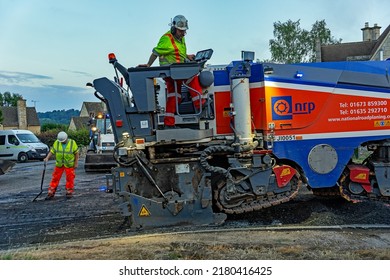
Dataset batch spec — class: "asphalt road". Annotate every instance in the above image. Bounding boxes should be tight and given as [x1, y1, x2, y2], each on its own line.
[1, 158, 390, 255]
[0, 159, 125, 250]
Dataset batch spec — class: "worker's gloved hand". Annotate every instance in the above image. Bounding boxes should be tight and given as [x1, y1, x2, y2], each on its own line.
[187, 54, 195, 61]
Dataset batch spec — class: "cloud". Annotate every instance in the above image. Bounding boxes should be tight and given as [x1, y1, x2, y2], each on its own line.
[0, 70, 98, 111]
[60, 69, 93, 77]
[0, 71, 52, 84]
[0, 83, 98, 112]
[43, 84, 90, 93]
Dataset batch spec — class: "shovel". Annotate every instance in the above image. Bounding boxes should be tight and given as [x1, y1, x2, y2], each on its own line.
[32, 161, 47, 202]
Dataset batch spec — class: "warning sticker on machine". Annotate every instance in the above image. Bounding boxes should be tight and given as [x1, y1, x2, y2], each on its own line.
[138, 205, 151, 217]
[374, 120, 390, 127]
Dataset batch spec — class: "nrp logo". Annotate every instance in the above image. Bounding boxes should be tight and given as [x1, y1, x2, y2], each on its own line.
[271, 96, 315, 120]
[272, 96, 292, 120]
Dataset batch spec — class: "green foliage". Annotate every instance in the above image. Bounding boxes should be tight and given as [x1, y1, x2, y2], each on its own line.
[0, 91, 23, 107]
[269, 19, 342, 63]
[38, 111, 88, 148]
[270, 20, 310, 63]
[41, 123, 68, 133]
[39, 128, 90, 148]
[67, 128, 90, 147]
[39, 130, 61, 147]
[309, 20, 342, 61]
[38, 109, 80, 125]
[0, 109, 3, 124]
[1, 254, 13, 260]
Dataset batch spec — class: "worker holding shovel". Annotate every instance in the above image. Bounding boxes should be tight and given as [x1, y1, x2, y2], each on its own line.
[43, 131, 79, 200]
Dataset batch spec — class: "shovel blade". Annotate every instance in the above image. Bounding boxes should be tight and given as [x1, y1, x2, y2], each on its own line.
[0, 160, 16, 175]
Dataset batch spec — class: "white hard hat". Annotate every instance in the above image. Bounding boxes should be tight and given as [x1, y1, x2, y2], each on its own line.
[172, 15, 188, 30]
[57, 131, 68, 143]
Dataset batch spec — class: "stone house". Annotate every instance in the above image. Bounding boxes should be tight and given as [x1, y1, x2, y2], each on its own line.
[0, 99, 41, 134]
[318, 22, 390, 62]
[68, 101, 107, 131]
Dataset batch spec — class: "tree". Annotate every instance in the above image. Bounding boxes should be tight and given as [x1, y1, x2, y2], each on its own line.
[269, 19, 342, 63]
[0, 91, 24, 107]
[309, 20, 342, 62]
[0, 109, 3, 125]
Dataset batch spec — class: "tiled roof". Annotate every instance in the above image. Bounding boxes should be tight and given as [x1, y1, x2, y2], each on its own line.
[70, 116, 90, 130]
[0, 106, 40, 126]
[321, 24, 390, 61]
[83, 102, 105, 113]
[321, 41, 376, 61]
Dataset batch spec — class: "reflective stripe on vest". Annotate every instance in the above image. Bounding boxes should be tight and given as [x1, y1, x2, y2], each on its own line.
[192, 95, 201, 101]
[164, 112, 175, 118]
[167, 92, 181, 98]
[164, 33, 181, 63]
[54, 140, 76, 168]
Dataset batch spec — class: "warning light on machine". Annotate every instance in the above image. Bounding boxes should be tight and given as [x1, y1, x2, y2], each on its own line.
[295, 71, 304, 78]
[108, 53, 117, 64]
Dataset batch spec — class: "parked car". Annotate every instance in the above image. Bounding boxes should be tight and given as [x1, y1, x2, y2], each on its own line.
[0, 130, 49, 162]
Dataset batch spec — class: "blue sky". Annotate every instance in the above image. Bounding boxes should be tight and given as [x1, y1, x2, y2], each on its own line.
[0, 0, 389, 112]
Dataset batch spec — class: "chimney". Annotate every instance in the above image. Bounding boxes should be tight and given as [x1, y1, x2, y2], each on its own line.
[361, 22, 381, 41]
[17, 99, 27, 129]
[373, 23, 381, 40]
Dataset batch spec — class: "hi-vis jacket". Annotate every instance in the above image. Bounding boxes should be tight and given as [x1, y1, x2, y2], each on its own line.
[153, 31, 187, 65]
[51, 139, 79, 168]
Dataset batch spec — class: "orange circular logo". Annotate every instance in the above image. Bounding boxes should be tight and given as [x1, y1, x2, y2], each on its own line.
[273, 100, 290, 116]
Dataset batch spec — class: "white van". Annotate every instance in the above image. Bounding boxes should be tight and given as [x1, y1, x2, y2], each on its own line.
[0, 130, 49, 162]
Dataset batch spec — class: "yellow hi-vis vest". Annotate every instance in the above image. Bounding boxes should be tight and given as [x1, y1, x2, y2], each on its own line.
[152, 31, 187, 65]
[51, 139, 79, 168]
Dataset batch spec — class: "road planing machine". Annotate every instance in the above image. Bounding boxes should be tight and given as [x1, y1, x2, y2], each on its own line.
[89, 49, 390, 230]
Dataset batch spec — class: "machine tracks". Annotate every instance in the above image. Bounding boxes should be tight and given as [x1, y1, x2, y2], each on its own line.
[212, 175, 301, 215]
[311, 173, 390, 204]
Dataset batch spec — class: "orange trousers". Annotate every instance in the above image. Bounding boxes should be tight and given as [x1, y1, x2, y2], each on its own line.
[164, 76, 205, 126]
[47, 166, 75, 196]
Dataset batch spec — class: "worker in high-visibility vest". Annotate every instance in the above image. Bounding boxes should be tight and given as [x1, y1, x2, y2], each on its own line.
[139, 15, 205, 128]
[44, 131, 79, 200]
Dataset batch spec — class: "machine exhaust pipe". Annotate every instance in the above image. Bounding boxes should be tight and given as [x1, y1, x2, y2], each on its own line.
[231, 77, 253, 145]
